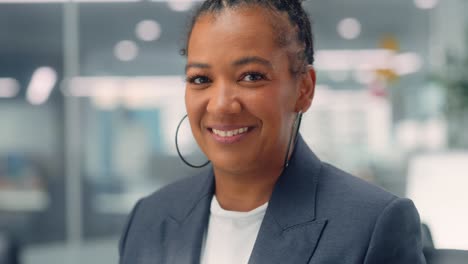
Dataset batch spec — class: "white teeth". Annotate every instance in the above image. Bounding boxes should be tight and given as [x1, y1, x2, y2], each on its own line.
[212, 127, 249, 137]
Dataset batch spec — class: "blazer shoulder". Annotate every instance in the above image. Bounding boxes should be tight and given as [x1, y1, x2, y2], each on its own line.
[363, 197, 426, 263]
[119, 170, 212, 261]
[133, 168, 212, 224]
[143, 169, 212, 210]
[313, 163, 426, 264]
[317, 162, 397, 214]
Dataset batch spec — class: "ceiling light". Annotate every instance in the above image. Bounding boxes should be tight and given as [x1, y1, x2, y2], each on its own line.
[92, 86, 120, 110]
[328, 71, 349, 82]
[0, 0, 140, 3]
[0, 78, 20, 98]
[337, 18, 361, 40]
[393, 52, 422, 75]
[0, 0, 64, 2]
[414, 0, 439, 9]
[114, 40, 139, 61]
[353, 71, 375, 85]
[167, 0, 194, 12]
[315, 84, 332, 91]
[135, 20, 161, 42]
[26, 67, 57, 105]
[76, 0, 139, 2]
[315, 49, 394, 71]
[67, 76, 185, 97]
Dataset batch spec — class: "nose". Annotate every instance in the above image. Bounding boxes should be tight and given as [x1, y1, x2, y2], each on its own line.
[206, 80, 242, 114]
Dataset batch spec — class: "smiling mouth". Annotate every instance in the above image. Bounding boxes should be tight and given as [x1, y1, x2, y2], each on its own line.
[207, 126, 254, 143]
[211, 127, 249, 137]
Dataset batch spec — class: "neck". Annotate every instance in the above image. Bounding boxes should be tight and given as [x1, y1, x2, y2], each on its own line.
[213, 164, 283, 212]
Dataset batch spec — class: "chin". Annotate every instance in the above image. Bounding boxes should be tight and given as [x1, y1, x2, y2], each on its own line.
[211, 156, 255, 175]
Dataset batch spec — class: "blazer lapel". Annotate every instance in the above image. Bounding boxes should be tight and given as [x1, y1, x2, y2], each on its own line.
[249, 135, 328, 264]
[164, 169, 215, 264]
[158, 135, 326, 264]
[248, 217, 327, 264]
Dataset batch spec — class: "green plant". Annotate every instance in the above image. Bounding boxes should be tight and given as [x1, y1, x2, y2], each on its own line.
[434, 47, 468, 148]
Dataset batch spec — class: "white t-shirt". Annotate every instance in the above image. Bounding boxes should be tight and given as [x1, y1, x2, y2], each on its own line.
[200, 195, 268, 264]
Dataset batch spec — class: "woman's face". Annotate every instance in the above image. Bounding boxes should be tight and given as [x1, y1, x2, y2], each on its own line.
[185, 6, 314, 175]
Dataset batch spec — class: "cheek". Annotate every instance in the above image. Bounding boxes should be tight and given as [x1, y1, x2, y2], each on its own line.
[185, 89, 205, 133]
[246, 87, 291, 129]
[259, 84, 297, 142]
[184, 89, 194, 115]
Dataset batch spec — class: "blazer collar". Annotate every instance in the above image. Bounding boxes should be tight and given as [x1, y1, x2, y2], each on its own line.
[268, 134, 322, 228]
[164, 168, 214, 264]
[165, 134, 327, 264]
[248, 135, 327, 264]
[168, 167, 214, 224]
[169, 134, 322, 224]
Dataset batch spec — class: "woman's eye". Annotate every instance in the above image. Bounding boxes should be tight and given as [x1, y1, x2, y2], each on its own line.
[241, 72, 267, 82]
[187, 75, 211, 85]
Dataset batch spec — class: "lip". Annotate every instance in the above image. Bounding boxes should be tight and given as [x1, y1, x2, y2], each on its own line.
[206, 125, 256, 144]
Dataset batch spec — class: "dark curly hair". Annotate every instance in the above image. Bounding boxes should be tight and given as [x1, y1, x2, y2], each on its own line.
[181, 0, 314, 75]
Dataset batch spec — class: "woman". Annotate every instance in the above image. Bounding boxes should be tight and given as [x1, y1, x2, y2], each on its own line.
[119, 1, 426, 263]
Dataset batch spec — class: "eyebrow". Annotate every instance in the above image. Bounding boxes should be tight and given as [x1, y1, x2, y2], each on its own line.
[232, 56, 273, 68]
[185, 62, 210, 73]
[185, 56, 273, 73]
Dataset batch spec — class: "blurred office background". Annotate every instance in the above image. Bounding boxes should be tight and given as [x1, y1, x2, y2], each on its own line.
[0, 0, 467, 263]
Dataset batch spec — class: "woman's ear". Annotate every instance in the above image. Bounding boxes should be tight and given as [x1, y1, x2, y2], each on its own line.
[295, 65, 316, 112]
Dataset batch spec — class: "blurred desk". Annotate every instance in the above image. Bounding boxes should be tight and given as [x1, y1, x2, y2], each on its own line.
[22, 238, 118, 264]
[407, 152, 468, 250]
[0, 190, 49, 212]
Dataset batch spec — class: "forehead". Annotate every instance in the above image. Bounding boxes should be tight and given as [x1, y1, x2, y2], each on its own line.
[187, 6, 287, 60]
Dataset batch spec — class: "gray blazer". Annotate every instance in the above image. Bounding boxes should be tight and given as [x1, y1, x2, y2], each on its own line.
[119, 136, 426, 264]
